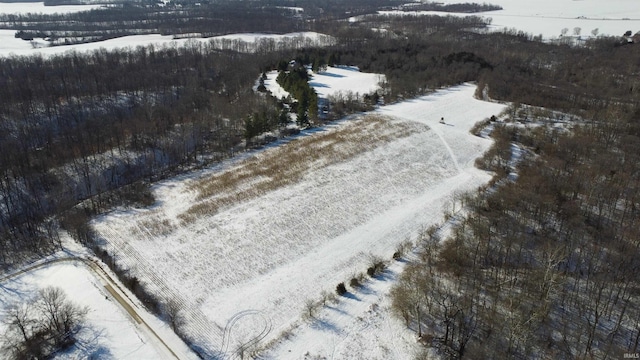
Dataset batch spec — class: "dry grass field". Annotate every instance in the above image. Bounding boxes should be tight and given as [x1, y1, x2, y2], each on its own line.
[179, 115, 427, 225]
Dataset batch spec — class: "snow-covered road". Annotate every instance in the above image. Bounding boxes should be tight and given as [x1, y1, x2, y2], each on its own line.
[0, 254, 198, 360]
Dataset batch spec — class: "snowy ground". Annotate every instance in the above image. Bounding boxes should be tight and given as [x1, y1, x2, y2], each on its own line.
[309, 66, 385, 99]
[377, 0, 640, 39]
[0, 237, 198, 360]
[263, 65, 384, 101]
[91, 72, 506, 358]
[0, 2, 103, 15]
[263, 255, 423, 360]
[3, 0, 636, 57]
[0, 30, 334, 57]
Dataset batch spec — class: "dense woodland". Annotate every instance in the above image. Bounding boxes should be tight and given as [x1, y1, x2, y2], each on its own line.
[384, 18, 640, 360]
[393, 103, 640, 358]
[2, 1, 640, 358]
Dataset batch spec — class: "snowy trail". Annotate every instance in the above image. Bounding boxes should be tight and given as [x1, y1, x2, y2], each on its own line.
[393, 113, 463, 174]
[0, 256, 197, 360]
[432, 124, 463, 173]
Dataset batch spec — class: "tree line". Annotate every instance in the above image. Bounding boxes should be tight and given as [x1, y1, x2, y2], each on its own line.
[0, 0, 411, 46]
[397, 2, 502, 13]
[307, 14, 640, 113]
[0, 1, 303, 45]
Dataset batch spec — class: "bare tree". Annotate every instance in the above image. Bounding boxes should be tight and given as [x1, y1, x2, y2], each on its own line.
[1, 287, 87, 359]
[573, 27, 582, 37]
[37, 286, 87, 349]
[2, 304, 37, 355]
[304, 299, 317, 319]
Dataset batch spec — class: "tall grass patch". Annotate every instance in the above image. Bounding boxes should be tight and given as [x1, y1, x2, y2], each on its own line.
[179, 115, 427, 224]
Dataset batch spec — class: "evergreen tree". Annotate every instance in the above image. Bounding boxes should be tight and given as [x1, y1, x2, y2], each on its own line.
[278, 109, 290, 127]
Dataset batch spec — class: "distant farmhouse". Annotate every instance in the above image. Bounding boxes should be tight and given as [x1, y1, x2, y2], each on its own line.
[623, 30, 640, 43]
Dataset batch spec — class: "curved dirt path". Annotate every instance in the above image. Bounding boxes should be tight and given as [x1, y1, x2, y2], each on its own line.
[1, 256, 190, 360]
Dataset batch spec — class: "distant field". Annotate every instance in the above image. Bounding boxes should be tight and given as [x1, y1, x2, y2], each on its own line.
[0, 1, 103, 14]
[3, 0, 639, 57]
[377, 0, 640, 38]
[0, 29, 334, 57]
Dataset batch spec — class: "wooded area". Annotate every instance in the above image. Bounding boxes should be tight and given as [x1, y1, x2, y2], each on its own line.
[2, 2, 640, 358]
[384, 18, 640, 358]
[0, 42, 268, 265]
[393, 102, 640, 358]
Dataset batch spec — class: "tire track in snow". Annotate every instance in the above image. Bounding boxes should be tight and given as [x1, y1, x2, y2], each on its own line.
[429, 123, 463, 173]
[384, 114, 462, 175]
[219, 310, 272, 359]
[97, 223, 222, 355]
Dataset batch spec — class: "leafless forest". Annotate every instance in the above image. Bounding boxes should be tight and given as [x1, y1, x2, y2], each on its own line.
[1, 1, 640, 359]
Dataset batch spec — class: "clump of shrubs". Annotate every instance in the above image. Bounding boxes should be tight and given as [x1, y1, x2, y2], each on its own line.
[321, 290, 335, 306]
[367, 255, 387, 277]
[336, 282, 347, 296]
[94, 248, 161, 314]
[304, 299, 317, 319]
[470, 117, 492, 137]
[367, 263, 386, 277]
[394, 239, 414, 260]
[1, 287, 88, 360]
[119, 181, 155, 208]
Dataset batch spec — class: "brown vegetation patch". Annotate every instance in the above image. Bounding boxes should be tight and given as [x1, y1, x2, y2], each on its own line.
[135, 217, 174, 238]
[179, 115, 427, 225]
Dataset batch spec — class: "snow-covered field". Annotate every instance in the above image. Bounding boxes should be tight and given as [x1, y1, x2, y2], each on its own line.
[0, 1, 630, 358]
[2, 0, 636, 57]
[310, 65, 384, 99]
[263, 65, 384, 101]
[0, 30, 334, 57]
[0, 1, 103, 15]
[378, 0, 640, 39]
[0, 240, 197, 360]
[91, 71, 506, 357]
